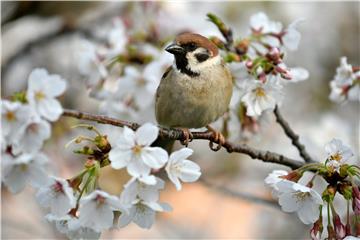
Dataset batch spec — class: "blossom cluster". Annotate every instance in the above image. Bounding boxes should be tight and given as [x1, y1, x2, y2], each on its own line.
[265, 139, 359, 239]
[329, 57, 360, 103]
[207, 12, 309, 139]
[1, 68, 67, 193]
[77, 15, 172, 123]
[32, 123, 201, 239]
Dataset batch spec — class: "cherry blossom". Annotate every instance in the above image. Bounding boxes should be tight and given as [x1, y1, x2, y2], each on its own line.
[26, 68, 67, 121]
[118, 199, 172, 229]
[1, 100, 31, 144]
[329, 57, 359, 103]
[165, 148, 201, 191]
[12, 113, 51, 154]
[283, 19, 304, 51]
[104, 18, 128, 58]
[36, 176, 76, 217]
[108, 123, 168, 179]
[120, 177, 164, 204]
[77, 39, 108, 88]
[324, 138, 353, 171]
[264, 169, 288, 196]
[1, 152, 49, 193]
[276, 180, 323, 224]
[46, 214, 101, 240]
[78, 190, 126, 232]
[241, 78, 283, 116]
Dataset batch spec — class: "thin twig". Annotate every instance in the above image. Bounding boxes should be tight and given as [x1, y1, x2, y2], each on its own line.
[274, 105, 314, 163]
[62, 108, 307, 170]
[199, 178, 278, 208]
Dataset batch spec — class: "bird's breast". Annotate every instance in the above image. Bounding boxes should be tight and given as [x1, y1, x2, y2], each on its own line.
[155, 65, 233, 128]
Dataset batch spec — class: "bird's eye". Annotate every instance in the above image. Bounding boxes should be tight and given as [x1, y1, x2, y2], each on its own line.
[186, 43, 197, 51]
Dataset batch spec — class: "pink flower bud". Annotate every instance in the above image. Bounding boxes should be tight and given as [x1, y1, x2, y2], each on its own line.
[258, 72, 266, 83]
[353, 186, 360, 215]
[310, 218, 323, 240]
[333, 214, 346, 239]
[245, 60, 253, 69]
[266, 47, 282, 64]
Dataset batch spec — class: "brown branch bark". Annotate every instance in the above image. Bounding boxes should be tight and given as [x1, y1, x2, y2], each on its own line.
[62, 108, 306, 170]
[274, 105, 314, 163]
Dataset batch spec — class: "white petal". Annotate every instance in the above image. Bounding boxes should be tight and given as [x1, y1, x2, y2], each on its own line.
[135, 123, 159, 146]
[141, 147, 168, 169]
[44, 75, 67, 97]
[37, 98, 63, 121]
[179, 160, 201, 182]
[118, 127, 136, 147]
[169, 148, 193, 164]
[278, 192, 300, 212]
[289, 68, 309, 82]
[167, 171, 182, 191]
[127, 158, 151, 177]
[297, 199, 320, 224]
[109, 148, 132, 169]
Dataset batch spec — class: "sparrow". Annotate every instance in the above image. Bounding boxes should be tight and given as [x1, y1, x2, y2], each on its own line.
[155, 33, 233, 150]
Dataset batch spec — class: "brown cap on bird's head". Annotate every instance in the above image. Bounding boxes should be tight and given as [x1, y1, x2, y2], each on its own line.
[175, 33, 219, 57]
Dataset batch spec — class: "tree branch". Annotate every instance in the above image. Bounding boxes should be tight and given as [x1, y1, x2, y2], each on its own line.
[274, 105, 314, 163]
[62, 108, 306, 170]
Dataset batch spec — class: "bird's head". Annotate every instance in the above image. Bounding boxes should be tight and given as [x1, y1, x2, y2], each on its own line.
[165, 33, 220, 77]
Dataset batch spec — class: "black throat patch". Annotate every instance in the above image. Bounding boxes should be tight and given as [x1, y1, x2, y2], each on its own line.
[174, 55, 200, 77]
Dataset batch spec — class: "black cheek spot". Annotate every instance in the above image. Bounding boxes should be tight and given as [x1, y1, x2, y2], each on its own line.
[195, 53, 209, 62]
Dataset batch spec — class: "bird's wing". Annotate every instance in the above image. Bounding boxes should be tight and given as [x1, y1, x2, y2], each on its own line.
[155, 66, 172, 102]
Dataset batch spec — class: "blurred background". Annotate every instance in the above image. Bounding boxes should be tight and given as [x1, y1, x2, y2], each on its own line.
[1, 1, 359, 239]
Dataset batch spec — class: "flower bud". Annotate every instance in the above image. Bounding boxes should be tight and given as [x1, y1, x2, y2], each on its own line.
[209, 36, 226, 49]
[310, 218, 323, 240]
[94, 135, 111, 152]
[266, 47, 282, 64]
[245, 60, 253, 69]
[235, 39, 250, 55]
[353, 186, 360, 215]
[322, 186, 336, 203]
[333, 214, 346, 239]
[281, 170, 302, 182]
[338, 183, 353, 200]
[85, 158, 96, 169]
[327, 225, 336, 240]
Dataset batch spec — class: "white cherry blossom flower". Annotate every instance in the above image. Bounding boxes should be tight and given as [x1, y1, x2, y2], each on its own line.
[26, 68, 67, 121]
[12, 113, 51, 154]
[77, 40, 108, 88]
[79, 190, 126, 232]
[1, 152, 49, 193]
[241, 79, 283, 116]
[120, 177, 164, 204]
[109, 123, 168, 178]
[36, 176, 76, 217]
[276, 180, 323, 224]
[333, 57, 355, 85]
[264, 169, 288, 196]
[46, 214, 101, 240]
[283, 19, 304, 51]
[250, 12, 282, 34]
[105, 18, 128, 58]
[116, 66, 159, 110]
[325, 138, 353, 171]
[1, 100, 31, 143]
[165, 148, 201, 191]
[118, 199, 172, 229]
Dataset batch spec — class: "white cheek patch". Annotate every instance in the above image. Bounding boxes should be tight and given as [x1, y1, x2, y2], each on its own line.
[186, 54, 221, 73]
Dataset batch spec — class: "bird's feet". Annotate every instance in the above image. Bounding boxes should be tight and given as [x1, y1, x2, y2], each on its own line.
[206, 125, 225, 151]
[178, 128, 193, 147]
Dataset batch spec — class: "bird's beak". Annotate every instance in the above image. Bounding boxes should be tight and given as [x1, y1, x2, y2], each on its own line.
[165, 43, 185, 55]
